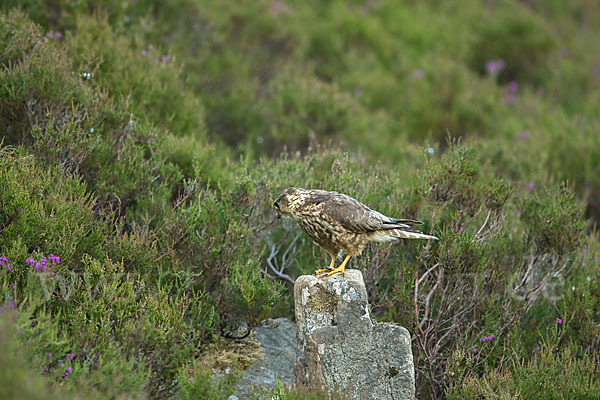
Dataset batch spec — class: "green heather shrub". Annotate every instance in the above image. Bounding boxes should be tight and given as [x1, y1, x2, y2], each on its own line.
[0, 146, 105, 264]
[447, 343, 600, 399]
[167, 179, 288, 328]
[0, 310, 127, 400]
[0, 146, 217, 395]
[0, 11, 181, 226]
[176, 369, 237, 400]
[66, 12, 207, 139]
[250, 379, 349, 400]
[0, 11, 93, 145]
[470, 2, 555, 85]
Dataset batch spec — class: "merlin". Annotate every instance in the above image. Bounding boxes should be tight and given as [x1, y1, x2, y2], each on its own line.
[274, 187, 438, 277]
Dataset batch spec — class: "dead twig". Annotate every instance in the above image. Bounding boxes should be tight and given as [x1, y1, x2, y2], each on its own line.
[263, 234, 299, 284]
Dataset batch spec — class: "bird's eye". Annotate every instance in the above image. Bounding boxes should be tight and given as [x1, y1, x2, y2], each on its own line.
[274, 202, 280, 211]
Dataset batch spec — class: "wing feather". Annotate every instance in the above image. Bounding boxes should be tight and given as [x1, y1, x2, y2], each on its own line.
[320, 192, 391, 233]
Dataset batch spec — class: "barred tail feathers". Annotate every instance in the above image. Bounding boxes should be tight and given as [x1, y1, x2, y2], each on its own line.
[370, 227, 438, 242]
[390, 228, 438, 240]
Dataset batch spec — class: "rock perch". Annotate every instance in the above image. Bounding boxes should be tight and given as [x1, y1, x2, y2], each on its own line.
[294, 269, 415, 400]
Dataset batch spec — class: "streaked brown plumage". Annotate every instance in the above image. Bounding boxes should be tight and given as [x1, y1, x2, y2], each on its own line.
[274, 187, 438, 277]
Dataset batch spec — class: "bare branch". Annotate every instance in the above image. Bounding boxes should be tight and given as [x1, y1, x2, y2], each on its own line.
[475, 209, 491, 239]
[264, 236, 297, 285]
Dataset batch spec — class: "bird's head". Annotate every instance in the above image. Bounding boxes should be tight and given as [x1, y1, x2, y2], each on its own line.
[274, 187, 304, 218]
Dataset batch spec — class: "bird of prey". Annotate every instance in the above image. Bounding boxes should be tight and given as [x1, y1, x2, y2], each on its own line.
[273, 187, 438, 277]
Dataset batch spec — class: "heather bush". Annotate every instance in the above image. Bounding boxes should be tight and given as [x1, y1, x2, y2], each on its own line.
[250, 378, 349, 400]
[447, 342, 600, 399]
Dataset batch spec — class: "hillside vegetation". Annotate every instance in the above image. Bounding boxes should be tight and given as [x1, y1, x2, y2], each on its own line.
[1, 1, 599, 399]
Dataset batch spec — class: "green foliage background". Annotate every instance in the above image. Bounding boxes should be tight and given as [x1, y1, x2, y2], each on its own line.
[0, 0, 599, 399]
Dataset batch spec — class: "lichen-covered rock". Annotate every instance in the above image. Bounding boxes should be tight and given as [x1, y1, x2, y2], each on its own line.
[233, 318, 296, 398]
[294, 269, 415, 400]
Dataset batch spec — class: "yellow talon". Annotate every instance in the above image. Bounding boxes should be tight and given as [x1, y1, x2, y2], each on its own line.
[314, 255, 337, 275]
[325, 265, 346, 277]
[314, 268, 331, 275]
[324, 255, 352, 277]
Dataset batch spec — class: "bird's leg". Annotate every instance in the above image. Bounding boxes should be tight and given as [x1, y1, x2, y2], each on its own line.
[314, 256, 336, 275]
[325, 254, 351, 277]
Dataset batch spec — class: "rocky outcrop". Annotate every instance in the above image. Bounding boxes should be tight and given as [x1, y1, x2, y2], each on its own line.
[233, 318, 296, 399]
[294, 269, 415, 400]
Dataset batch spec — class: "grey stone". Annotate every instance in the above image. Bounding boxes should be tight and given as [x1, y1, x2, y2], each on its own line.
[294, 269, 415, 400]
[234, 317, 297, 398]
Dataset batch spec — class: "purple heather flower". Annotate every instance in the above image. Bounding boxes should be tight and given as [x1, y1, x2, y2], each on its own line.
[517, 131, 529, 140]
[513, 209, 520, 216]
[49, 353, 52, 359]
[556, 318, 562, 324]
[388, 300, 393, 307]
[160, 55, 171, 62]
[1, 300, 16, 310]
[532, 346, 540, 354]
[35, 262, 40, 271]
[582, 248, 587, 255]
[472, 348, 478, 354]
[148, 44, 154, 51]
[58, 362, 63, 367]
[141, 49, 148, 56]
[527, 181, 534, 190]
[69, 353, 75, 360]
[550, 300, 554, 306]
[504, 288, 509, 294]
[7, 264, 10, 271]
[55, 32, 62, 40]
[506, 81, 519, 93]
[26, 259, 34, 264]
[503, 81, 519, 104]
[485, 59, 505, 74]
[459, 226, 464, 233]
[44, 366, 49, 372]
[413, 69, 424, 78]
[67, 367, 72, 373]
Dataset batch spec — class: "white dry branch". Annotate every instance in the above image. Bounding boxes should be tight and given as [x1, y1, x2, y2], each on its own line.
[263, 233, 299, 284]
